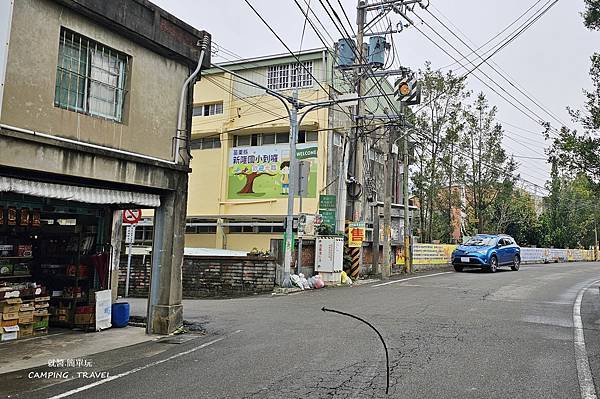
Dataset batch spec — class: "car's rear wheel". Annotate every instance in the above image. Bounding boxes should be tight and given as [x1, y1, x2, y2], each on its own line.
[511, 255, 520, 271]
[489, 256, 498, 273]
[454, 265, 463, 272]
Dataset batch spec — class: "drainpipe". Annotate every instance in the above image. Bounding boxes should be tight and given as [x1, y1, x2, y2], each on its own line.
[174, 36, 211, 164]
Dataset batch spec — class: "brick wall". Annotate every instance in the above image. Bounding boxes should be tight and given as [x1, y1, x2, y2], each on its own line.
[118, 255, 277, 298]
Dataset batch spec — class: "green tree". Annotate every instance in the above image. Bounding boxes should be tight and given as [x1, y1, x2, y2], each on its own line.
[548, 1, 600, 186]
[412, 63, 468, 243]
[461, 93, 517, 235]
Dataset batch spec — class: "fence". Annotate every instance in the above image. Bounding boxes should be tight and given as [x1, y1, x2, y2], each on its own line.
[404, 244, 595, 269]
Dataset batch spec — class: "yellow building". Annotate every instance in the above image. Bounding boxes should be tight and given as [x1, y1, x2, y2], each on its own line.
[186, 48, 351, 252]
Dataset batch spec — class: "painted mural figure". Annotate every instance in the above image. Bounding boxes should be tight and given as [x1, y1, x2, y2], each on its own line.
[280, 161, 290, 195]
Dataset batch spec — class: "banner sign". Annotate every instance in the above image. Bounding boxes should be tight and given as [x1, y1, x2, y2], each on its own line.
[228, 144, 318, 199]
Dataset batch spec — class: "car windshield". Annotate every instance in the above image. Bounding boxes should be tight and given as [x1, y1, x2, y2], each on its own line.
[464, 236, 496, 246]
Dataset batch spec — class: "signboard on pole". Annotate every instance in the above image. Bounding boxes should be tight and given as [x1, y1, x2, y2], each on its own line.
[348, 222, 365, 248]
[123, 209, 142, 224]
[125, 225, 136, 244]
[318, 194, 337, 231]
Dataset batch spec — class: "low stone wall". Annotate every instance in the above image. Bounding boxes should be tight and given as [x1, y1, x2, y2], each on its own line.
[182, 256, 276, 297]
[118, 255, 277, 298]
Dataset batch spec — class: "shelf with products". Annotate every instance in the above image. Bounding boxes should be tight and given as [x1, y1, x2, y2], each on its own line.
[0, 274, 32, 280]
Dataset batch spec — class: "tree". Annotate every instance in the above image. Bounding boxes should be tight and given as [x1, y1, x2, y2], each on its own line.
[461, 93, 517, 235]
[412, 64, 468, 242]
[583, 0, 600, 30]
[547, 2, 600, 186]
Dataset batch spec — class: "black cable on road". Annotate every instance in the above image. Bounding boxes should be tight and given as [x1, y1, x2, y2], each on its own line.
[321, 306, 390, 395]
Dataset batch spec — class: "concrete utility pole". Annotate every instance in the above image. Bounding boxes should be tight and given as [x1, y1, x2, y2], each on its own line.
[382, 126, 393, 279]
[595, 206, 599, 261]
[353, 0, 367, 222]
[402, 124, 412, 273]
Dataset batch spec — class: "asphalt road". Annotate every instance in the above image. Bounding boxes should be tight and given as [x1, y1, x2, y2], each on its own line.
[5, 261, 600, 399]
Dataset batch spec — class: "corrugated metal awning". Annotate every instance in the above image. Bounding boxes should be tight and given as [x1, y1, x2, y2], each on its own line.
[0, 176, 160, 207]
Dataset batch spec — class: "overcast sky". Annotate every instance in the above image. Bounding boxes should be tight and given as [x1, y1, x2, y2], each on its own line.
[153, 0, 597, 191]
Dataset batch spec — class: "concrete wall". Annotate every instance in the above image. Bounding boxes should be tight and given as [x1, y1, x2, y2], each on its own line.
[1, 0, 189, 161]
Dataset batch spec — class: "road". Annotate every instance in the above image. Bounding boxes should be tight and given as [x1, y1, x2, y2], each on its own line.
[4, 262, 600, 399]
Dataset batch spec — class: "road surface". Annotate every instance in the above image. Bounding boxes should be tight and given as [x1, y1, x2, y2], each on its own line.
[4, 262, 600, 399]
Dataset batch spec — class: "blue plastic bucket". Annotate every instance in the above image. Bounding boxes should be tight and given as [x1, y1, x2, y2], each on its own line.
[111, 302, 130, 328]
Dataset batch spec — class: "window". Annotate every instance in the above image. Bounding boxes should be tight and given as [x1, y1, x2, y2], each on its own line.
[193, 102, 223, 117]
[190, 137, 221, 150]
[55, 28, 128, 122]
[229, 225, 255, 233]
[298, 131, 318, 143]
[185, 225, 217, 234]
[333, 132, 342, 147]
[232, 132, 311, 147]
[258, 225, 285, 233]
[122, 224, 153, 245]
[267, 61, 313, 90]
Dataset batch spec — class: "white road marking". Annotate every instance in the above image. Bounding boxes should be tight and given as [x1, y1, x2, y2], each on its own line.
[46, 330, 243, 399]
[574, 280, 600, 399]
[371, 271, 453, 287]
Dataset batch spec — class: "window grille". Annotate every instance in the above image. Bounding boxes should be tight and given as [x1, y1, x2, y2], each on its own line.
[55, 28, 128, 122]
[267, 62, 313, 90]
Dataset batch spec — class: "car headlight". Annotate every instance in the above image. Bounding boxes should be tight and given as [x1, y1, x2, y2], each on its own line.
[476, 249, 487, 255]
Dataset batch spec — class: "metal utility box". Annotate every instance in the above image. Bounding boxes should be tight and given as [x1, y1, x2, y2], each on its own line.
[314, 237, 344, 273]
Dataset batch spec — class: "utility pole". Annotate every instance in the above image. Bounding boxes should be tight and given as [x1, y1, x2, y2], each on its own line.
[382, 126, 393, 279]
[353, 0, 366, 222]
[595, 205, 598, 261]
[402, 124, 412, 273]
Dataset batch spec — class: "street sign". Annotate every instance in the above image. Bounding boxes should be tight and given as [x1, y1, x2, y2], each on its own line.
[123, 209, 142, 224]
[348, 222, 365, 248]
[125, 224, 136, 244]
[296, 147, 318, 160]
[319, 195, 337, 210]
[320, 209, 336, 228]
[395, 74, 421, 105]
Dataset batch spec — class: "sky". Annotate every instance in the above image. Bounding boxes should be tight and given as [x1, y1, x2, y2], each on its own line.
[152, 0, 598, 191]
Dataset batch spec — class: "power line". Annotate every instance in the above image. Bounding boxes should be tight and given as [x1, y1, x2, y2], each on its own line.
[437, 0, 547, 71]
[424, 6, 566, 128]
[408, 0, 562, 140]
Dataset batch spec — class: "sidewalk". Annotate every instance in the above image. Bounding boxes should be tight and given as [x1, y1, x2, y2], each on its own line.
[0, 326, 157, 374]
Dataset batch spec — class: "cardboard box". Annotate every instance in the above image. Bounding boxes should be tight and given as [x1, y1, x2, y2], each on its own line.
[18, 323, 33, 338]
[0, 318, 18, 327]
[35, 296, 50, 302]
[0, 325, 19, 341]
[18, 311, 33, 324]
[74, 313, 94, 325]
[2, 311, 19, 321]
[33, 309, 48, 317]
[20, 302, 35, 312]
[1, 304, 20, 313]
[1, 298, 22, 313]
[33, 328, 47, 336]
[34, 302, 49, 309]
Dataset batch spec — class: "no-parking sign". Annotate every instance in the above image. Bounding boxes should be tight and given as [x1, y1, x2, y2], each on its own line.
[122, 209, 142, 224]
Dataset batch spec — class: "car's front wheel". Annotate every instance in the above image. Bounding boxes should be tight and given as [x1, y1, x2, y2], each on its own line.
[511, 255, 520, 271]
[489, 256, 498, 273]
[454, 265, 463, 272]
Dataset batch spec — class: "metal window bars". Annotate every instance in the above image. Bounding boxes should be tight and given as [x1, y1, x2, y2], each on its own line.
[267, 61, 313, 91]
[54, 28, 128, 122]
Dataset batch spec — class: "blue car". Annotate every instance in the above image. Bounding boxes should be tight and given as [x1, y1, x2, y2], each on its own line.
[452, 234, 521, 273]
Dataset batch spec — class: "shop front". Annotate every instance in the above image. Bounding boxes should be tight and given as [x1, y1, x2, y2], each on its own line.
[0, 176, 159, 342]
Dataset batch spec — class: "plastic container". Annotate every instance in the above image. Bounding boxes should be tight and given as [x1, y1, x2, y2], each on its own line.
[111, 302, 130, 328]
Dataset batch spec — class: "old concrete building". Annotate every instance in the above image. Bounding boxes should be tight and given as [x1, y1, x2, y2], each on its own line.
[0, 0, 210, 334]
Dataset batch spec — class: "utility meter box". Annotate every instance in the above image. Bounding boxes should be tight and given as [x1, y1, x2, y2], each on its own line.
[314, 237, 344, 273]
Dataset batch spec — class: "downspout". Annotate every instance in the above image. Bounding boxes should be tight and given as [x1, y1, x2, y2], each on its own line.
[174, 35, 211, 164]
